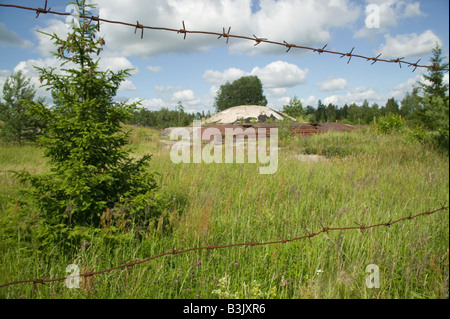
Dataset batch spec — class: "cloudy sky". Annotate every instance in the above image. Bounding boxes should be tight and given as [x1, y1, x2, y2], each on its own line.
[0, 0, 448, 114]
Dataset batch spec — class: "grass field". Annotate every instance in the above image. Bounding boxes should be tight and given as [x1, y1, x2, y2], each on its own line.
[0, 125, 448, 299]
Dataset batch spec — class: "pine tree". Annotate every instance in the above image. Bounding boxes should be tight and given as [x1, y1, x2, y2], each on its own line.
[0, 71, 42, 144]
[282, 96, 304, 118]
[418, 44, 449, 102]
[416, 44, 449, 150]
[16, 0, 161, 235]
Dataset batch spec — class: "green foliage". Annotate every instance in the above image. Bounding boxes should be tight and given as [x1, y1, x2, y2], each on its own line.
[385, 98, 400, 115]
[0, 126, 448, 299]
[281, 96, 304, 118]
[214, 75, 267, 112]
[130, 106, 199, 128]
[11, 0, 163, 250]
[376, 113, 405, 134]
[276, 118, 294, 142]
[418, 44, 449, 101]
[415, 45, 449, 152]
[0, 71, 43, 144]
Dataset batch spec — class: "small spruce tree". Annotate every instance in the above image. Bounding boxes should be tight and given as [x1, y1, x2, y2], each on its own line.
[16, 0, 162, 244]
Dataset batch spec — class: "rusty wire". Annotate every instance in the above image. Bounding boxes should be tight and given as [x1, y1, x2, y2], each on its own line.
[0, 205, 448, 291]
[0, 2, 448, 72]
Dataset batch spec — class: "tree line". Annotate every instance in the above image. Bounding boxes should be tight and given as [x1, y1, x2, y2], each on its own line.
[1, 45, 448, 151]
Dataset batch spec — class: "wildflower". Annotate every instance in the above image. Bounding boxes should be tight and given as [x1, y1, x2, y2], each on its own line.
[19, 295, 24, 299]
[214, 276, 218, 281]
[174, 280, 179, 284]
[195, 260, 202, 266]
[234, 262, 239, 267]
[316, 270, 324, 275]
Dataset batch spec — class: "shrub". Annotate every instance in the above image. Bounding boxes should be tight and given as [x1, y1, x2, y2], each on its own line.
[376, 113, 405, 134]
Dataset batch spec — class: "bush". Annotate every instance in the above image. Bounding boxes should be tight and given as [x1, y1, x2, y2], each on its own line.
[376, 113, 405, 134]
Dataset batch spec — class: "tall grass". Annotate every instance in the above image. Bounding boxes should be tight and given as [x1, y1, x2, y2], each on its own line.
[0, 126, 448, 299]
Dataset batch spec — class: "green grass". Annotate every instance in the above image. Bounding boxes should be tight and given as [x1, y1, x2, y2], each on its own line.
[0, 126, 448, 299]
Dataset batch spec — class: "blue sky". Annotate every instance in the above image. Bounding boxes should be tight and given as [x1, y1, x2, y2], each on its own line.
[0, 0, 448, 114]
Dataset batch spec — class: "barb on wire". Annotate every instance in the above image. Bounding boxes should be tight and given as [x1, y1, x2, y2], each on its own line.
[0, 206, 447, 291]
[253, 34, 267, 46]
[135, 21, 144, 39]
[218, 26, 231, 44]
[0, 2, 448, 72]
[341, 47, 355, 64]
[391, 57, 405, 68]
[90, 15, 100, 31]
[35, 0, 50, 18]
[178, 21, 187, 39]
[283, 41, 294, 53]
[408, 59, 421, 72]
[315, 44, 328, 55]
[370, 53, 382, 65]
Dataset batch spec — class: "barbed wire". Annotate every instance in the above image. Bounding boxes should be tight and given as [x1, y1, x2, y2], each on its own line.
[0, 205, 447, 293]
[0, 2, 448, 72]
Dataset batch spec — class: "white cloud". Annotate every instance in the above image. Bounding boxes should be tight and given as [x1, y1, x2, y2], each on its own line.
[203, 60, 308, 89]
[203, 68, 248, 85]
[377, 30, 442, 59]
[388, 74, 424, 100]
[171, 89, 203, 107]
[98, 56, 138, 74]
[147, 66, 163, 73]
[93, 0, 360, 58]
[317, 76, 349, 92]
[230, 0, 361, 55]
[118, 79, 137, 91]
[34, 19, 71, 57]
[266, 88, 287, 98]
[301, 95, 317, 107]
[324, 87, 384, 106]
[132, 97, 167, 110]
[355, 0, 424, 41]
[0, 22, 33, 48]
[277, 96, 291, 106]
[403, 2, 422, 18]
[12, 57, 65, 102]
[251, 61, 308, 88]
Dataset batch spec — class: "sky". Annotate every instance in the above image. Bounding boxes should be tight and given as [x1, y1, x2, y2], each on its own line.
[0, 0, 448, 114]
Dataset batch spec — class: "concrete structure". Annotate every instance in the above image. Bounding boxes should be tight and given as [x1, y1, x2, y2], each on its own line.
[205, 105, 295, 124]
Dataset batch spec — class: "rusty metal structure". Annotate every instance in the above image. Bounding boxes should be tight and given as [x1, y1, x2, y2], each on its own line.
[196, 122, 357, 142]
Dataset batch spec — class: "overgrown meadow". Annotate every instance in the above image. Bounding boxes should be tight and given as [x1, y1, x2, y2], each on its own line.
[0, 126, 448, 299]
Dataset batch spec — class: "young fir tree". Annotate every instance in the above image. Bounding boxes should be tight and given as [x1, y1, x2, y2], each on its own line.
[17, 0, 161, 234]
[418, 44, 449, 102]
[0, 71, 43, 144]
[416, 44, 449, 150]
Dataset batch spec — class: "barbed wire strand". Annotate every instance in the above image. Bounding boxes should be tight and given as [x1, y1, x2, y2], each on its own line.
[0, 206, 448, 291]
[0, 2, 448, 72]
